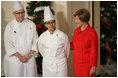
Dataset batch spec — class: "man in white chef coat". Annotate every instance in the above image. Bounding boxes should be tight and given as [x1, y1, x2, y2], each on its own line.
[4, 1, 38, 77]
[35, 6, 70, 77]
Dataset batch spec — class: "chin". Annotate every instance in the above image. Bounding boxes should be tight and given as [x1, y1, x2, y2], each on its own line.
[52, 28, 55, 31]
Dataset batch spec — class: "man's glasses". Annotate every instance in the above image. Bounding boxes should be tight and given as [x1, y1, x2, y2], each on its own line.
[15, 11, 25, 15]
[45, 21, 55, 25]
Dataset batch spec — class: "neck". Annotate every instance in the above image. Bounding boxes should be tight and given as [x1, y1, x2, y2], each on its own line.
[49, 29, 55, 34]
[16, 19, 23, 23]
[50, 31, 54, 34]
[80, 23, 88, 31]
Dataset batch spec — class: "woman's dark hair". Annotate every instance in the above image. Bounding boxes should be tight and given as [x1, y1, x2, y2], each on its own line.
[74, 8, 90, 23]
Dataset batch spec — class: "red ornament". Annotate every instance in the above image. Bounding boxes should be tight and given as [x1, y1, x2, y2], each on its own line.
[44, 27, 47, 30]
[35, 2, 39, 7]
[35, 16, 38, 18]
[40, 15, 43, 18]
[36, 24, 42, 30]
[41, 30, 44, 32]
[37, 65, 40, 68]
[102, 17, 111, 29]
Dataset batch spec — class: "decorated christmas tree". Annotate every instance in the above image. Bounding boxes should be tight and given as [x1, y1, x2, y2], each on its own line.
[100, 1, 117, 63]
[26, 1, 54, 74]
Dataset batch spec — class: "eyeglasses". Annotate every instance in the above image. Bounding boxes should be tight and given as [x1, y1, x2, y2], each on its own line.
[15, 11, 25, 15]
[45, 21, 55, 25]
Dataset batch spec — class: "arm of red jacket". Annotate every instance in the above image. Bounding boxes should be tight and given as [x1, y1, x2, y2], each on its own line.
[70, 36, 75, 50]
[90, 30, 98, 67]
[70, 42, 74, 50]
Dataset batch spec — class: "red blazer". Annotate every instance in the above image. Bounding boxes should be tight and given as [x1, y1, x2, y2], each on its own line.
[71, 24, 98, 77]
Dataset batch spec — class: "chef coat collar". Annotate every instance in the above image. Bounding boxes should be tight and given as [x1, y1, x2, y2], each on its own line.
[47, 28, 58, 36]
[14, 18, 25, 25]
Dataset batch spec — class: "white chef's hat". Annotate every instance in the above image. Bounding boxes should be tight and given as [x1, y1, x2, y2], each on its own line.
[34, 6, 55, 22]
[13, 1, 24, 12]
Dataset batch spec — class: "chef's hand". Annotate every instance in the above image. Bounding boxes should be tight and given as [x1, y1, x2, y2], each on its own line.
[90, 66, 96, 76]
[24, 50, 35, 60]
[19, 56, 28, 63]
[24, 53, 32, 60]
[13, 52, 28, 63]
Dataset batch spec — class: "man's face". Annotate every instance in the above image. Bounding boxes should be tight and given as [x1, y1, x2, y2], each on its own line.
[45, 20, 56, 32]
[13, 9, 25, 23]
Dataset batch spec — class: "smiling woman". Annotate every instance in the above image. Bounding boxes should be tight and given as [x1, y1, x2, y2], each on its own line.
[37, 6, 70, 77]
[71, 9, 98, 77]
[45, 20, 56, 34]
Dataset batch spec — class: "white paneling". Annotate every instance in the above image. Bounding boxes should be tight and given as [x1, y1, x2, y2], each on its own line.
[94, 1, 100, 75]
[1, 1, 14, 22]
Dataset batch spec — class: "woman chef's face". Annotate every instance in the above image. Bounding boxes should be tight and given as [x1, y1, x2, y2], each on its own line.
[45, 20, 56, 32]
[13, 9, 25, 23]
[75, 16, 84, 27]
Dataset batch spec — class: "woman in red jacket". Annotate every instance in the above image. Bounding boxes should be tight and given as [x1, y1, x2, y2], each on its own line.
[71, 9, 98, 77]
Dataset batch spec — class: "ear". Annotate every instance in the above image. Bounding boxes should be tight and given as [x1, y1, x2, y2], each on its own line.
[45, 24, 48, 28]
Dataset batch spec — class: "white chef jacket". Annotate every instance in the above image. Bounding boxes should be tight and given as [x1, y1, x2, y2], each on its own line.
[4, 19, 38, 77]
[38, 29, 70, 77]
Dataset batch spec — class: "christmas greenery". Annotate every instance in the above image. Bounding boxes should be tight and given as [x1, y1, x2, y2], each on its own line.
[100, 1, 117, 61]
[100, 1, 117, 39]
[26, 1, 53, 74]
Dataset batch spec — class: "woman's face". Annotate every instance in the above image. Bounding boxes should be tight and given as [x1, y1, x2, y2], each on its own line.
[75, 16, 84, 27]
[45, 20, 56, 32]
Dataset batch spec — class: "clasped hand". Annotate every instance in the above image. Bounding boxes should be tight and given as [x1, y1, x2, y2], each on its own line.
[19, 53, 32, 63]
